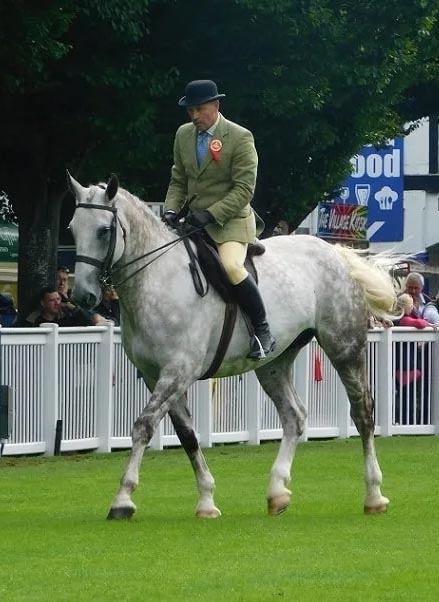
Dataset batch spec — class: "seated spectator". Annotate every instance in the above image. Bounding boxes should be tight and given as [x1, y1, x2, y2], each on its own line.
[394, 293, 435, 425]
[402, 272, 430, 317]
[396, 293, 437, 330]
[24, 287, 96, 327]
[95, 286, 120, 325]
[423, 291, 439, 325]
[56, 267, 72, 305]
[56, 266, 105, 324]
[0, 292, 18, 327]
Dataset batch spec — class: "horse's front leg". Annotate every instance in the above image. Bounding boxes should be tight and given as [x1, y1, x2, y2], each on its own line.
[107, 372, 192, 520]
[169, 400, 221, 518]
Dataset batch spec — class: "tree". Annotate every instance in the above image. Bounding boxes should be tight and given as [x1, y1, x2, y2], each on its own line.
[0, 0, 176, 317]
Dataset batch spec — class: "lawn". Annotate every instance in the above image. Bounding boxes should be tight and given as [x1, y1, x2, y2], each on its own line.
[0, 436, 438, 602]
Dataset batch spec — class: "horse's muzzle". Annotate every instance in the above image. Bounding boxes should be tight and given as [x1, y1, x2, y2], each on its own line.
[72, 289, 98, 310]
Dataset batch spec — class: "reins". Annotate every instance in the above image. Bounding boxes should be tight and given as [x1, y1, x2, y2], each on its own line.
[111, 227, 203, 288]
[74, 201, 204, 288]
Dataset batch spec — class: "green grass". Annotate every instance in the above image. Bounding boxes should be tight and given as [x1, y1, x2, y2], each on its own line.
[1, 436, 438, 602]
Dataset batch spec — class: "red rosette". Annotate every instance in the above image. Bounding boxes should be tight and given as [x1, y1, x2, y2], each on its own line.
[210, 139, 222, 161]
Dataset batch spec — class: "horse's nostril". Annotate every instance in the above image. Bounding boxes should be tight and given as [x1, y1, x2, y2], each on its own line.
[84, 293, 96, 309]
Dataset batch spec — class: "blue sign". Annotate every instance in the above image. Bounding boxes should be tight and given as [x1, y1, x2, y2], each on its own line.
[333, 138, 404, 242]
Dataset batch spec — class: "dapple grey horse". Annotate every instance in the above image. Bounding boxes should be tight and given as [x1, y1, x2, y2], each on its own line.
[67, 173, 398, 520]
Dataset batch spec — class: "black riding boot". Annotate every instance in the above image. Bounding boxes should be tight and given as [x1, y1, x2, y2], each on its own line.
[233, 275, 276, 359]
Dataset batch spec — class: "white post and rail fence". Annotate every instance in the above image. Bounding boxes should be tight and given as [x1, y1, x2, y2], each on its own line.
[0, 323, 438, 456]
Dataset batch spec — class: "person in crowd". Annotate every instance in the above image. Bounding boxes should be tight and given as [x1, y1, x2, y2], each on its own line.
[24, 287, 97, 327]
[162, 79, 275, 360]
[56, 266, 105, 324]
[0, 292, 18, 327]
[422, 291, 439, 325]
[395, 293, 437, 329]
[402, 272, 430, 317]
[394, 293, 435, 425]
[95, 285, 120, 325]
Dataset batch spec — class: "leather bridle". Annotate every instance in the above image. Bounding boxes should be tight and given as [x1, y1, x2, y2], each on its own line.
[74, 202, 122, 286]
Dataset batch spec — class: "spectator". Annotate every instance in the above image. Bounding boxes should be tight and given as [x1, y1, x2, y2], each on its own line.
[95, 286, 120, 325]
[423, 291, 439, 325]
[396, 293, 437, 329]
[0, 292, 18, 327]
[56, 267, 72, 304]
[24, 287, 96, 327]
[394, 293, 435, 425]
[56, 266, 105, 324]
[402, 272, 430, 317]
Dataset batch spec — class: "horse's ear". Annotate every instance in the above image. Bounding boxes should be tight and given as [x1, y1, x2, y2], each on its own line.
[66, 170, 87, 205]
[106, 174, 119, 201]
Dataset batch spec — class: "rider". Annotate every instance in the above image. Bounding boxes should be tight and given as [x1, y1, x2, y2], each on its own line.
[162, 79, 275, 359]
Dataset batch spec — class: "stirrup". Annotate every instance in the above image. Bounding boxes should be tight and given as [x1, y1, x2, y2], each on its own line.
[247, 334, 276, 360]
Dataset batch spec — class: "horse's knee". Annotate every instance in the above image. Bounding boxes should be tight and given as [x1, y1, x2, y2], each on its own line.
[132, 414, 155, 444]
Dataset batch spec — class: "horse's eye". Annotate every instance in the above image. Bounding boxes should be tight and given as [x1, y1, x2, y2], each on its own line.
[97, 226, 111, 239]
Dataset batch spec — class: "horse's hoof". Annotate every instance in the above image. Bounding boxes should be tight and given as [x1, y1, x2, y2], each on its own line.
[364, 496, 389, 515]
[195, 507, 222, 519]
[267, 493, 291, 515]
[364, 503, 388, 515]
[107, 505, 136, 520]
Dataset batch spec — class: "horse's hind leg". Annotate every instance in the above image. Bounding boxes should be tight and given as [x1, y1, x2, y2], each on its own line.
[327, 349, 389, 514]
[255, 347, 307, 516]
[168, 399, 221, 518]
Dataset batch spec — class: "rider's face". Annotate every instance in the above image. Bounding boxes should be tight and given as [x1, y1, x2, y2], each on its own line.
[187, 101, 219, 132]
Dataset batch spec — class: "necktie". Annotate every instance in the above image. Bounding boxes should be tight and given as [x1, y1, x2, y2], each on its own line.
[197, 131, 210, 166]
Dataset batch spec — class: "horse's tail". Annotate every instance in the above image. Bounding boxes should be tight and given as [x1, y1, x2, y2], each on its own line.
[334, 245, 400, 320]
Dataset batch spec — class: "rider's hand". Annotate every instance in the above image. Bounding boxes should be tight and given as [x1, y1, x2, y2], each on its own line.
[186, 210, 216, 228]
[162, 210, 178, 228]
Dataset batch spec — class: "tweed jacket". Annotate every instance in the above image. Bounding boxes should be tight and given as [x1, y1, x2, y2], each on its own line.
[164, 114, 259, 244]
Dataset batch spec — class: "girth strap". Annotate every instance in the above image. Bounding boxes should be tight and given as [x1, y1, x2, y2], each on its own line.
[200, 302, 238, 380]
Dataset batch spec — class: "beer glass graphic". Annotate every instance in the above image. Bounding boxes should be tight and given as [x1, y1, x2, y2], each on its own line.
[339, 187, 350, 203]
[355, 184, 370, 206]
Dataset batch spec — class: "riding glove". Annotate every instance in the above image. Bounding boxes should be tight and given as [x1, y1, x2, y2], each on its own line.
[162, 210, 178, 228]
[186, 210, 216, 228]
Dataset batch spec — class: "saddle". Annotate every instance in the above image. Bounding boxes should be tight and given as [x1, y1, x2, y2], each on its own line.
[180, 228, 265, 379]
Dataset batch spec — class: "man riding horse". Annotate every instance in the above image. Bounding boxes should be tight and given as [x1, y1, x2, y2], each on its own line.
[163, 79, 276, 359]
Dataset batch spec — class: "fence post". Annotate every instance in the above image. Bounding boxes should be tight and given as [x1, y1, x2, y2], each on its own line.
[96, 323, 114, 453]
[294, 344, 310, 441]
[431, 332, 439, 435]
[376, 327, 393, 436]
[247, 371, 261, 444]
[42, 323, 59, 456]
[197, 379, 213, 448]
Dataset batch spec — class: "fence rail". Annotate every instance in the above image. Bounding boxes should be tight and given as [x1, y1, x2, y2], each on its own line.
[0, 323, 438, 456]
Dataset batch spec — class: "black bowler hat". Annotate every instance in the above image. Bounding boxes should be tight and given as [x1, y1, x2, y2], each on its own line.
[178, 80, 226, 107]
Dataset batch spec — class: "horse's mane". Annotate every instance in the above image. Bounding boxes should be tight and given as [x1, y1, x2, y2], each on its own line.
[116, 187, 170, 235]
[334, 245, 401, 320]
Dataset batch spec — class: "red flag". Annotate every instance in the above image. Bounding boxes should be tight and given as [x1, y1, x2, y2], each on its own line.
[314, 352, 323, 382]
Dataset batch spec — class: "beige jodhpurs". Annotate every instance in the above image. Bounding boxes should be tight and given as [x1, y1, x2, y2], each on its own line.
[217, 241, 248, 285]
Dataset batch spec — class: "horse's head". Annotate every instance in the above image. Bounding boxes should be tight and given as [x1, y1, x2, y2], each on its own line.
[67, 172, 125, 309]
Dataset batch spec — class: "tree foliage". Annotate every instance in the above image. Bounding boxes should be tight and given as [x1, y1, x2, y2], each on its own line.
[1, 0, 439, 314]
